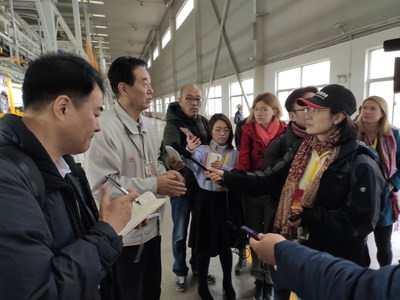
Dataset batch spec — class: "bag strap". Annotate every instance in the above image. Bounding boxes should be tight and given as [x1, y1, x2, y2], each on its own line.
[0, 145, 45, 208]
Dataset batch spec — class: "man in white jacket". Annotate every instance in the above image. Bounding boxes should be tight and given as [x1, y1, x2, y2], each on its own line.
[85, 56, 186, 300]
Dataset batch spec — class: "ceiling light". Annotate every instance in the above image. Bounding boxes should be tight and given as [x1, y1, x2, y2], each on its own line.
[96, 33, 108, 37]
[94, 25, 107, 29]
[89, 0, 104, 4]
[92, 14, 106, 18]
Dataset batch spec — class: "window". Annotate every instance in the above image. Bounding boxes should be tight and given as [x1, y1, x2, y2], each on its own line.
[366, 48, 400, 127]
[155, 98, 163, 113]
[176, 0, 193, 29]
[153, 47, 159, 60]
[162, 28, 171, 49]
[206, 85, 222, 117]
[230, 78, 253, 118]
[164, 95, 175, 111]
[276, 60, 330, 121]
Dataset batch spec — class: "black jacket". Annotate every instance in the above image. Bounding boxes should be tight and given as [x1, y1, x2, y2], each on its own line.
[160, 101, 209, 196]
[0, 114, 122, 299]
[224, 138, 385, 266]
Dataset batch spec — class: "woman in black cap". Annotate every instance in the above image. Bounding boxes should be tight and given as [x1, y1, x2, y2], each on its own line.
[207, 84, 385, 270]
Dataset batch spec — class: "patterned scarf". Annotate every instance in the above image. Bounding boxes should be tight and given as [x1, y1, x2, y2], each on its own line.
[273, 130, 341, 239]
[290, 121, 308, 139]
[357, 129, 400, 221]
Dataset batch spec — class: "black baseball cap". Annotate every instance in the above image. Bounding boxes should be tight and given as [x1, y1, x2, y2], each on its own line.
[297, 84, 357, 115]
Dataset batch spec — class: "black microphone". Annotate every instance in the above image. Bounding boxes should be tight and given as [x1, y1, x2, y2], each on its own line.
[384, 38, 400, 52]
[171, 142, 208, 171]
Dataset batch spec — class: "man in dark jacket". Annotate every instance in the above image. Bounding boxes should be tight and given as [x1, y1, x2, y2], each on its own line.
[160, 83, 211, 292]
[0, 53, 136, 299]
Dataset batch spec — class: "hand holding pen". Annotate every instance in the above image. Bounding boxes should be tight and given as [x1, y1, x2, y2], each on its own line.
[99, 183, 138, 233]
[105, 175, 142, 205]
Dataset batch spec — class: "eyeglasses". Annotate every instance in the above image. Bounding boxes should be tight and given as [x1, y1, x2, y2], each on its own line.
[253, 107, 272, 112]
[303, 107, 330, 114]
[183, 96, 203, 102]
[213, 128, 231, 134]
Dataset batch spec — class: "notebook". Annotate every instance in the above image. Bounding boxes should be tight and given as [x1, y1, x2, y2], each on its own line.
[118, 191, 168, 237]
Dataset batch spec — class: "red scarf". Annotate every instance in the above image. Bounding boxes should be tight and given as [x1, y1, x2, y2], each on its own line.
[254, 119, 286, 147]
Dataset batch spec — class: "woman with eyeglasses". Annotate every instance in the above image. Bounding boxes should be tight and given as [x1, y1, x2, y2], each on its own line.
[355, 96, 400, 267]
[183, 113, 239, 300]
[233, 92, 286, 300]
[206, 84, 384, 270]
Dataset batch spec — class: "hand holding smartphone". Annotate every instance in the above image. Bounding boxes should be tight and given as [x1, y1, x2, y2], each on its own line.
[288, 212, 302, 222]
[180, 127, 195, 139]
[240, 225, 260, 241]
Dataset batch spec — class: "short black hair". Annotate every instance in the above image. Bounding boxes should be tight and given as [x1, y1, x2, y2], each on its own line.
[108, 56, 147, 96]
[23, 53, 104, 112]
[284, 86, 318, 112]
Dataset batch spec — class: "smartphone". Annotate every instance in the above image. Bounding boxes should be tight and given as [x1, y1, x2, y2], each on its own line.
[288, 212, 302, 222]
[180, 127, 195, 139]
[240, 225, 260, 241]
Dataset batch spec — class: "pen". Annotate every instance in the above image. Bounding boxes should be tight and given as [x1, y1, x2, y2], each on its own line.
[105, 175, 142, 205]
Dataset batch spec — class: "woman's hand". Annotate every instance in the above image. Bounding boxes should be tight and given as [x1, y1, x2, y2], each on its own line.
[205, 167, 224, 183]
[210, 159, 223, 169]
[288, 205, 303, 227]
[186, 135, 201, 151]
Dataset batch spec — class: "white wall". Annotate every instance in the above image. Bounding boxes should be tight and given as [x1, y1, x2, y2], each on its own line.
[264, 27, 400, 111]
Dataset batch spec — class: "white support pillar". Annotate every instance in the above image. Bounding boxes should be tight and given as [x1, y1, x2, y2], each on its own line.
[194, 0, 203, 86]
[83, 4, 92, 46]
[35, 0, 57, 52]
[169, 9, 177, 96]
[9, 0, 20, 60]
[254, 0, 266, 96]
[98, 39, 105, 77]
[72, 0, 83, 56]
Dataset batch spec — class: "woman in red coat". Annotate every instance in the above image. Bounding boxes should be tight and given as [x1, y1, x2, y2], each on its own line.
[235, 92, 286, 171]
[234, 92, 286, 300]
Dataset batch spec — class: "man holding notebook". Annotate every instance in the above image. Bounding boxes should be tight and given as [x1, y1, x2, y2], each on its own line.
[160, 84, 212, 292]
[85, 56, 186, 300]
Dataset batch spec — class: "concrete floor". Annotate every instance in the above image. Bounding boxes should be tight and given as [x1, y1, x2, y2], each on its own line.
[77, 116, 400, 300]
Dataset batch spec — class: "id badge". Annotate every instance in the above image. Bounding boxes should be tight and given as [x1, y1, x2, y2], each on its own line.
[291, 188, 304, 212]
[145, 161, 156, 176]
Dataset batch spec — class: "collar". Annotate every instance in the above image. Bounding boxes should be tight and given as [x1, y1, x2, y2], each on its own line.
[113, 102, 146, 135]
[210, 139, 227, 151]
[54, 157, 72, 178]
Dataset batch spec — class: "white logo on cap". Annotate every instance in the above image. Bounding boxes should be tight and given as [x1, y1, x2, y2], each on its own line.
[315, 91, 328, 100]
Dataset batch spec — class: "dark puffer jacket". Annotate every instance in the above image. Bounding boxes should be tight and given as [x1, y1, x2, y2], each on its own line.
[0, 114, 122, 299]
[224, 139, 385, 266]
[160, 101, 209, 196]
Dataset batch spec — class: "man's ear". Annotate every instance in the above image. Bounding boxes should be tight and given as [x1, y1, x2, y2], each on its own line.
[288, 111, 296, 121]
[117, 82, 128, 96]
[52, 95, 72, 121]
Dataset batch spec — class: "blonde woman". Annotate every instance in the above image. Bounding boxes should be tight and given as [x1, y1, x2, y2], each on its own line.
[356, 96, 400, 267]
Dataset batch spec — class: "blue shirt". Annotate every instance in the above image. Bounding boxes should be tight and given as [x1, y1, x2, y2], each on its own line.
[184, 140, 239, 192]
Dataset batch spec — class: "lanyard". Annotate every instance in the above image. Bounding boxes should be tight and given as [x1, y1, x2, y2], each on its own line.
[209, 145, 229, 165]
[372, 138, 378, 150]
[306, 150, 330, 183]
